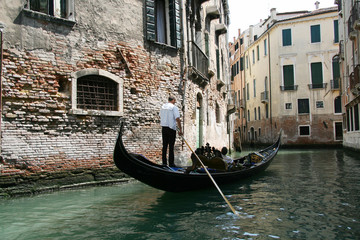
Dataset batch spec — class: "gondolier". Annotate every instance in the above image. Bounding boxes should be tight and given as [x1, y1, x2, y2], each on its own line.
[160, 96, 183, 167]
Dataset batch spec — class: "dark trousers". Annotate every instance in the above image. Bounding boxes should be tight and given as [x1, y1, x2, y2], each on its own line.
[162, 127, 176, 166]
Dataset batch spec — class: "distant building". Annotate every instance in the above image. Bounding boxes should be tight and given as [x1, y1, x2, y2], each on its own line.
[230, 6, 342, 146]
[0, 0, 232, 183]
[337, 0, 360, 151]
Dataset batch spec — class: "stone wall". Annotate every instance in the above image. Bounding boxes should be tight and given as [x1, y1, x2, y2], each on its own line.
[0, 0, 185, 192]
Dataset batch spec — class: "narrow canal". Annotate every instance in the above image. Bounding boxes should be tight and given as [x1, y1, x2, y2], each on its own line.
[0, 148, 359, 239]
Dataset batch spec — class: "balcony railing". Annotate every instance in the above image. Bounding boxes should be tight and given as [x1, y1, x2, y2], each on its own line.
[261, 91, 269, 103]
[190, 41, 209, 80]
[331, 78, 340, 89]
[308, 83, 327, 89]
[280, 85, 298, 91]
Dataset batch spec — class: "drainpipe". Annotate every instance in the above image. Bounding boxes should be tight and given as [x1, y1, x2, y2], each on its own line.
[0, 23, 5, 158]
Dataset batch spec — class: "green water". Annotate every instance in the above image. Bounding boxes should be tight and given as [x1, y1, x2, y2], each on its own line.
[0, 149, 359, 239]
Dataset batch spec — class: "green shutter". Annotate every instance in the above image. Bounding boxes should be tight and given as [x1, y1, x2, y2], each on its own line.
[216, 49, 220, 79]
[282, 29, 291, 46]
[169, 0, 181, 48]
[311, 25, 321, 43]
[311, 62, 323, 86]
[240, 57, 244, 71]
[146, 0, 156, 41]
[332, 61, 340, 79]
[334, 20, 339, 43]
[283, 65, 294, 87]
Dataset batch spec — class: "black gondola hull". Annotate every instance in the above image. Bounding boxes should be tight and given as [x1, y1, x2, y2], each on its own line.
[113, 123, 281, 192]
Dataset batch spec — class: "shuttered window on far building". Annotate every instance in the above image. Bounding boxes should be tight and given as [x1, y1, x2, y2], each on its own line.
[282, 29, 292, 46]
[311, 62, 323, 88]
[283, 65, 294, 89]
[311, 24, 321, 43]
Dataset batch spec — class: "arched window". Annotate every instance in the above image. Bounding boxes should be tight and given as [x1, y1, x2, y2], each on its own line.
[71, 69, 123, 116]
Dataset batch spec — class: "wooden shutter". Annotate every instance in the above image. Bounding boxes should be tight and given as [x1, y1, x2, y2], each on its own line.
[169, 0, 181, 48]
[216, 49, 220, 79]
[146, 0, 156, 41]
[334, 20, 339, 43]
[311, 62, 323, 86]
[283, 65, 294, 87]
[282, 29, 291, 46]
[311, 25, 321, 43]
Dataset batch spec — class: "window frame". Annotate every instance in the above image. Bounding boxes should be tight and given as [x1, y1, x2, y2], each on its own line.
[70, 69, 124, 117]
[146, 0, 181, 48]
[282, 28, 292, 46]
[311, 24, 321, 43]
[298, 98, 310, 114]
[299, 125, 311, 136]
[24, 0, 75, 25]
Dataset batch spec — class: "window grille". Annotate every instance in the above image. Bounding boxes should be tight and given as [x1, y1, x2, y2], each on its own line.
[77, 75, 118, 111]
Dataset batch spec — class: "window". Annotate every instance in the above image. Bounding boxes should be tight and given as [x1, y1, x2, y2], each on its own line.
[334, 96, 341, 113]
[246, 55, 249, 69]
[316, 101, 324, 108]
[332, 58, 340, 88]
[247, 110, 250, 121]
[216, 49, 220, 79]
[285, 103, 292, 109]
[264, 39, 267, 56]
[283, 65, 294, 90]
[24, 0, 75, 24]
[71, 69, 123, 116]
[146, 0, 181, 48]
[311, 24, 321, 43]
[254, 108, 257, 120]
[258, 107, 261, 120]
[334, 20, 339, 43]
[265, 104, 269, 118]
[299, 126, 310, 136]
[298, 99, 310, 114]
[282, 29, 292, 46]
[240, 38, 243, 45]
[247, 83, 250, 100]
[253, 79, 256, 97]
[28, 0, 72, 19]
[311, 62, 323, 88]
[355, 104, 359, 131]
[240, 57, 244, 71]
[252, 50, 255, 64]
[216, 103, 220, 123]
[257, 45, 260, 61]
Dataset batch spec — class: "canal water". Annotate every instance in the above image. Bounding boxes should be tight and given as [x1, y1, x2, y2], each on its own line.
[0, 149, 359, 239]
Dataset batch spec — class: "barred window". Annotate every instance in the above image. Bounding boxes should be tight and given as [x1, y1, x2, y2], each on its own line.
[71, 69, 123, 116]
[77, 75, 118, 111]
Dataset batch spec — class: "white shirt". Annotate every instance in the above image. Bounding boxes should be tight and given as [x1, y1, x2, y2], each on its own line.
[160, 102, 180, 131]
[221, 154, 234, 165]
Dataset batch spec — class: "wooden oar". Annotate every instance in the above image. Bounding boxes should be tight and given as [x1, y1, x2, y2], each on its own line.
[179, 133, 239, 216]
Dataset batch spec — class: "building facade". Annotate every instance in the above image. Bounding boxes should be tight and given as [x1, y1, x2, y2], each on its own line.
[230, 6, 342, 146]
[0, 0, 231, 184]
[337, 0, 360, 151]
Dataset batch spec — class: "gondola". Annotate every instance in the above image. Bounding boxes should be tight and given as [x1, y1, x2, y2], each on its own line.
[113, 123, 281, 192]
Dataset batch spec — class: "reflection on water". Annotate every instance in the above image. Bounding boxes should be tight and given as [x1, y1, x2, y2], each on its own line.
[0, 149, 359, 239]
